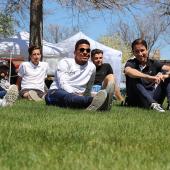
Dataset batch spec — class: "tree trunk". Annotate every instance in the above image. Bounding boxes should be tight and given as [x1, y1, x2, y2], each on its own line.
[30, 0, 43, 60]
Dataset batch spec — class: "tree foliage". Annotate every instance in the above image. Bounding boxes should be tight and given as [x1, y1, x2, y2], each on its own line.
[148, 1, 170, 16]
[4, 0, 29, 14]
[106, 9, 170, 60]
[0, 0, 29, 37]
[99, 34, 131, 63]
[0, 13, 14, 38]
[57, 0, 139, 10]
[2, 0, 170, 60]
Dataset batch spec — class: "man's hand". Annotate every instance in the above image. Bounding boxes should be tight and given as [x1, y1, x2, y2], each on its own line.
[156, 72, 169, 83]
[144, 72, 170, 85]
[144, 74, 162, 84]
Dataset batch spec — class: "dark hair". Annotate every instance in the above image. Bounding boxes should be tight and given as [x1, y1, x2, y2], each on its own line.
[131, 38, 147, 51]
[75, 39, 90, 50]
[28, 45, 41, 56]
[91, 49, 103, 58]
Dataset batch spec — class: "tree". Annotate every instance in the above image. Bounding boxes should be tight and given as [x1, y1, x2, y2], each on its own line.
[2, 0, 141, 60]
[5, 0, 170, 60]
[30, 0, 43, 50]
[0, 12, 14, 38]
[0, 0, 29, 38]
[107, 10, 170, 58]
[148, 1, 170, 16]
[44, 24, 79, 43]
[98, 34, 131, 63]
[4, 0, 29, 26]
[58, 0, 139, 10]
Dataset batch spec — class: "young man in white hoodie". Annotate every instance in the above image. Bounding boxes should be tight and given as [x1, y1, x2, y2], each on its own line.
[45, 39, 107, 111]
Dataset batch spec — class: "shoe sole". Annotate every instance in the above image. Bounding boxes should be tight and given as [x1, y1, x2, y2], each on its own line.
[86, 90, 107, 111]
[3, 85, 19, 106]
[153, 107, 165, 112]
[29, 90, 43, 101]
[151, 103, 165, 112]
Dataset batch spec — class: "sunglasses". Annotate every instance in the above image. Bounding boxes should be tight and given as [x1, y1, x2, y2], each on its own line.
[79, 48, 91, 53]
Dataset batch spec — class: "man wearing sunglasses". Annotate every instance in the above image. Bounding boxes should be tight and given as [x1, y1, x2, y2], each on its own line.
[45, 39, 108, 111]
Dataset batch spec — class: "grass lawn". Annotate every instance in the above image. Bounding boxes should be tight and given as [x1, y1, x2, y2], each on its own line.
[0, 100, 170, 170]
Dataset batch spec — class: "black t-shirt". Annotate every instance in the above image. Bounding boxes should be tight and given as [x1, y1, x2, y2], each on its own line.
[125, 58, 164, 90]
[94, 63, 113, 85]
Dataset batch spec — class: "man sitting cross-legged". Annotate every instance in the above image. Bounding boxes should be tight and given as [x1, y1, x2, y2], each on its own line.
[17, 45, 49, 101]
[45, 39, 108, 111]
[124, 38, 170, 112]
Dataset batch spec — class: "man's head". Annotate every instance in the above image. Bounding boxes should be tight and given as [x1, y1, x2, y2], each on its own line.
[91, 49, 103, 67]
[74, 39, 91, 65]
[132, 38, 148, 65]
[28, 45, 41, 65]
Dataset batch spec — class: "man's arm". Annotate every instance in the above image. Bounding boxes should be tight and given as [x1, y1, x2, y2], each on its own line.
[125, 66, 161, 84]
[16, 63, 25, 90]
[83, 70, 96, 96]
[55, 59, 75, 93]
[16, 76, 22, 90]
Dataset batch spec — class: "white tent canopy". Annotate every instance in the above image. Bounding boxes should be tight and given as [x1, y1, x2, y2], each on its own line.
[0, 31, 122, 85]
[0, 31, 66, 75]
[56, 32, 122, 86]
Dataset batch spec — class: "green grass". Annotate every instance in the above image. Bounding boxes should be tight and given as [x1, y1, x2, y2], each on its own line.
[0, 100, 170, 170]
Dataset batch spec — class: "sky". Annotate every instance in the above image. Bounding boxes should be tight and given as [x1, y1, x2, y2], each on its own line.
[43, 2, 118, 39]
[19, 1, 170, 60]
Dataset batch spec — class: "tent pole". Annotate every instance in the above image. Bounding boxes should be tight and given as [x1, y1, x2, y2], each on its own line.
[9, 50, 12, 84]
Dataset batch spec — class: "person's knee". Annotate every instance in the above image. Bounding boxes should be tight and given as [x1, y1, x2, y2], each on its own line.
[103, 74, 115, 89]
[104, 74, 115, 82]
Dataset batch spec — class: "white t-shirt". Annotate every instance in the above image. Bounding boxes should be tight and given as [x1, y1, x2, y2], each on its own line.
[18, 61, 49, 92]
[50, 58, 96, 95]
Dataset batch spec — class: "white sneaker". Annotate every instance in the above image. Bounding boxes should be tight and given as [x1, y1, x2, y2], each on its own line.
[2, 85, 19, 107]
[150, 103, 165, 112]
[29, 90, 43, 101]
[86, 90, 107, 111]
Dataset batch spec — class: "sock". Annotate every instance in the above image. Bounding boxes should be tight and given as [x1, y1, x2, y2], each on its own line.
[0, 99, 5, 107]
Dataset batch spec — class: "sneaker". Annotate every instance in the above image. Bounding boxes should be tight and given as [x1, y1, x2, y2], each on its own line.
[29, 90, 43, 101]
[86, 90, 107, 111]
[2, 85, 19, 107]
[100, 81, 114, 111]
[150, 103, 165, 112]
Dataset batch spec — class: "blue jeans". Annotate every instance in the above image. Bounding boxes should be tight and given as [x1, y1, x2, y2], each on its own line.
[0, 86, 6, 98]
[45, 89, 93, 108]
[126, 78, 170, 108]
[91, 85, 102, 92]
